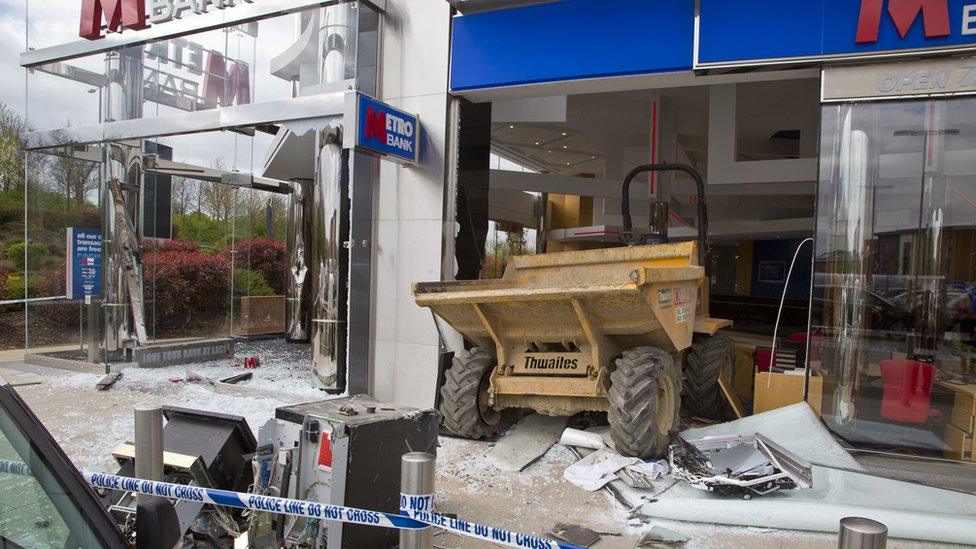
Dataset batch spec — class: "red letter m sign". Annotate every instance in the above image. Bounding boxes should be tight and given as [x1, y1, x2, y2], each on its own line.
[364, 106, 387, 142]
[856, 0, 950, 44]
[80, 0, 148, 40]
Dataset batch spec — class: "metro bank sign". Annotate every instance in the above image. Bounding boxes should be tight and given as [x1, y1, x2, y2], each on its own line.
[80, 0, 253, 40]
[355, 94, 419, 165]
[856, 0, 975, 43]
[696, 0, 976, 67]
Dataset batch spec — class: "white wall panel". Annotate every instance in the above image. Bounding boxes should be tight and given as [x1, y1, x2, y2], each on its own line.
[369, 0, 451, 409]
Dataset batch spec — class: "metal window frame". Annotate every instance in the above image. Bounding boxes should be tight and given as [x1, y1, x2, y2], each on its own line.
[20, 0, 386, 68]
[21, 91, 349, 150]
[0, 380, 128, 548]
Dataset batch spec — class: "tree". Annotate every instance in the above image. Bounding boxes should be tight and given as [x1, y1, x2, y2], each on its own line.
[48, 148, 98, 207]
[0, 104, 40, 194]
[198, 159, 238, 223]
[171, 175, 198, 215]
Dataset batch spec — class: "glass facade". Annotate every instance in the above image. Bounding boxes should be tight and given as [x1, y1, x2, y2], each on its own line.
[814, 97, 976, 459]
[18, 2, 377, 364]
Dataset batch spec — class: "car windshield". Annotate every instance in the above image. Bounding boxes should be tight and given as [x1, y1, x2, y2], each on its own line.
[0, 380, 109, 548]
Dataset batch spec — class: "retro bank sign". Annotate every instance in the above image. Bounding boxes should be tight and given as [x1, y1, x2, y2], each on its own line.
[354, 93, 420, 165]
[696, 0, 976, 68]
[80, 0, 254, 39]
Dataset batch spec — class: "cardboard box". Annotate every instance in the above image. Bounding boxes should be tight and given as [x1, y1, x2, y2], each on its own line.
[945, 423, 974, 461]
[734, 346, 754, 400]
[948, 389, 976, 434]
[754, 371, 823, 415]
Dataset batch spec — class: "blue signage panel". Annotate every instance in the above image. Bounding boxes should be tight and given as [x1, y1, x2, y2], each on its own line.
[698, 0, 976, 66]
[66, 227, 102, 300]
[356, 94, 419, 164]
[450, 0, 695, 91]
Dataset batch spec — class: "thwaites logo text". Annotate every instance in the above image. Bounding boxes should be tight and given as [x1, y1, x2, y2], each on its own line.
[856, 0, 976, 44]
[523, 356, 580, 370]
[364, 106, 416, 154]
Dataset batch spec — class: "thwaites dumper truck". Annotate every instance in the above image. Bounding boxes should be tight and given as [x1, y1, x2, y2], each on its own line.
[414, 164, 734, 458]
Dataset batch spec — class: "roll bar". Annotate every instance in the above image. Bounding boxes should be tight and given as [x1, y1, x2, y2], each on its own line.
[621, 163, 709, 267]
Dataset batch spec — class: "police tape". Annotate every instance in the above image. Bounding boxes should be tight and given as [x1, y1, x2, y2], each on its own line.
[82, 471, 425, 531]
[80, 471, 585, 549]
[0, 459, 31, 476]
[399, 493, 582, 549]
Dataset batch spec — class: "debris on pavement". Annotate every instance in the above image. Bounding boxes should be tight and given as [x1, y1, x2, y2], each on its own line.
[95, 371, 122, 391]
[549, 522, 602, 547]
[487, 413, 569, 472]
[636, 524, 691, 545]
[220, 372, 253, 385]
[668, 433, 811, 496]
[564, 448, 639, 491]
[618, 459, 669, 488]
[559, 427, 606, 450]
[563, 448, 669, 492]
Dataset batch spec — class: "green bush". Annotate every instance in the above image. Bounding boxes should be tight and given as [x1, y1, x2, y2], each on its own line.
[173, 212, 228, 250]
[232, 268, 273, 297]
[4, 273, 43, 299]
[2, 241, 53, 272]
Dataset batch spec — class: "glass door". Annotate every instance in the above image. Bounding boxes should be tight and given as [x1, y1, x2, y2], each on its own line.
[814, 96, 976, 459]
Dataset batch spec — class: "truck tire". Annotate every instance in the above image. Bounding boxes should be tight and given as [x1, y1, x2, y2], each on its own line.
[683, 333, 735, 419]
[609, 347, 680, 459]
[440, 348, 512, 439]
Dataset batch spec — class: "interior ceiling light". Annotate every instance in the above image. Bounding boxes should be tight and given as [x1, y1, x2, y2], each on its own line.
[509, 124, 515, 129]
[561, 132, 567, 136]
[534, 141, 540, 145]
[562, 145, 567, 149]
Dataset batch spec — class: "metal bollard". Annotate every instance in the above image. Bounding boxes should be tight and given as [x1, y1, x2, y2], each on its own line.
[400, 452, 435, 549]
[838, 517, 887, 549]
[86, 298, 100, 365]
[134, 405, 164, 503]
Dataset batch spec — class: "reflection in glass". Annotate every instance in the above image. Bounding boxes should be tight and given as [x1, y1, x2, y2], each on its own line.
[814, 97, 976, 460]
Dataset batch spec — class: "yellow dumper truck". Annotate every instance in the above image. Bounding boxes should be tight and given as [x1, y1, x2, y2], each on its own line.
[414, 164, 734, 458]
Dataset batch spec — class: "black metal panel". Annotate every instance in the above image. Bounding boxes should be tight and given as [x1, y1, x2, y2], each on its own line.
[143, 141, 173, 240]
[454, 99, 491, 280]
[161, 406, 257, 493]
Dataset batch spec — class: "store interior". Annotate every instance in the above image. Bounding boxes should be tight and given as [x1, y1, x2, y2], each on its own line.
[468, 73, 976, 476]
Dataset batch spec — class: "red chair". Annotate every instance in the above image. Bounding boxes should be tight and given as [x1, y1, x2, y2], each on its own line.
[756, 346, 782, 372]
[879, 359, 941, 424]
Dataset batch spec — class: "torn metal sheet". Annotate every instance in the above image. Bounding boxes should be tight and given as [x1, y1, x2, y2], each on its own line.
[681, 402, 861, 470]
[669, 434, 811, 496]
[487, 413, 568, 472]
[631, 464, 976, 545]
[602, 405, 976, 545]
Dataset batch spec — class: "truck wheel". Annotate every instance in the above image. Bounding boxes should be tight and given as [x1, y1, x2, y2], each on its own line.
[609, 347, 680, 459]
[440, 348, 512, 439]
[683, 333, 736, 419]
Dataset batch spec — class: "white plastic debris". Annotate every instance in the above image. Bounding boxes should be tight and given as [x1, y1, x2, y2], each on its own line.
[558, 427, 606, 450]
[563, 449, 639, 491]
[563, 448, 669, 491]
